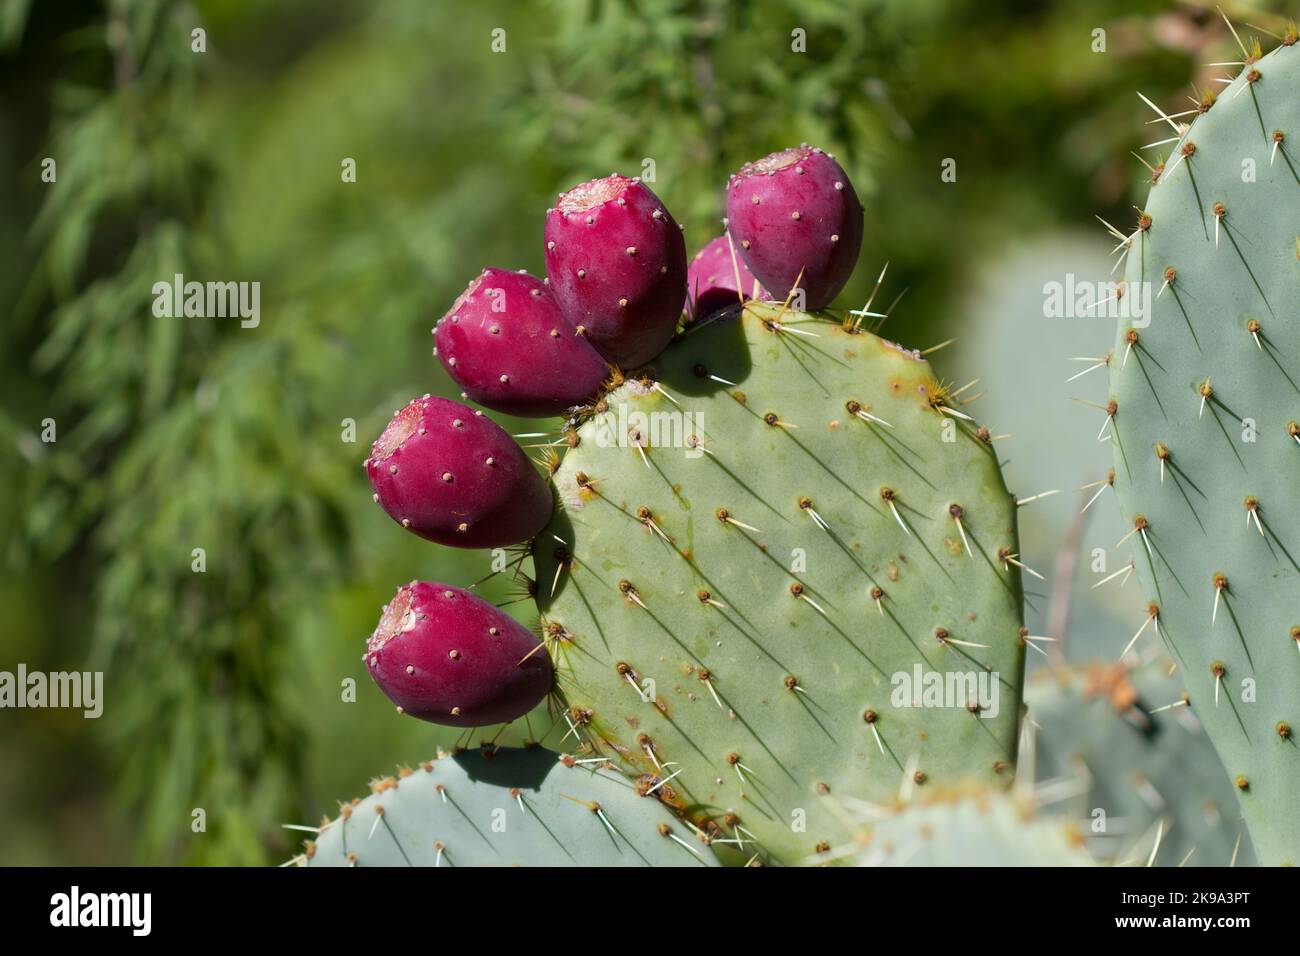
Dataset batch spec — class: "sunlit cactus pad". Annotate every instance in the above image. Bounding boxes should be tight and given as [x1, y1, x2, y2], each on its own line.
[301, 747, 718, 867]
[1109, 41, 1299, 865]
[534, 300, 1027, 864]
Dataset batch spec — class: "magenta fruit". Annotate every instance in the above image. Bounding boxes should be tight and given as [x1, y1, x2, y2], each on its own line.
[686, 234, 769, 321]
[435, 268, 610, 418]
[365, 395, 551, 548]
[366, 581, 553, 727]
[725, 145, 863, 309]
[544, 174, 687, 368]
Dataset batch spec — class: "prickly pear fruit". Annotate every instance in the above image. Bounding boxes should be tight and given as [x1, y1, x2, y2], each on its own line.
[544, 174, 687, 368]
[366, 395, 552, 548]
[435, 268, 610, 418]
[686, 234, 768, 321]
[366, 582, 553, 727]
[725, 145, 863, 309]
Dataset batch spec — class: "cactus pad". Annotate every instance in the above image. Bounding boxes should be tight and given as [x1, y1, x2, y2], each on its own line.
[300, 747, 718, 867]
[847, 786, 1094, 866]
[533, 300, 1027, 864]
[1108, 41, 1299, 864]
[1028, 659, 1252, 866]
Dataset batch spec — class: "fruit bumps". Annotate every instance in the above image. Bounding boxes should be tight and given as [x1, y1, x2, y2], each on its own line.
[726, 145, 863, 309]
[435, 268, 609, 418]
[366, 395, 552, 547]
[545, 174, 687, 369]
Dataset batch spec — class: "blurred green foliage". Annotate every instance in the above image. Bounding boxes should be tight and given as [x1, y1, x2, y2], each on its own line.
[1, 0, 1290, 864]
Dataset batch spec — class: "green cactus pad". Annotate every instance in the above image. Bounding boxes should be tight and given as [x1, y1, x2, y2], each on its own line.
[1028, 658, 1253, 866]
[533, 301, 1027, 864]
[1109, 41, 1300, 864]
[299, 747, 719, 867]
[847, 787, 1094, 866]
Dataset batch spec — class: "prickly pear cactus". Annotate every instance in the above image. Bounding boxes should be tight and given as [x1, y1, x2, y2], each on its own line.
[534, 300, 1027, 865]
[338, 146, 1032, 866]
[1108, 38, 1299, 864]
[847, 787, 1094, 867]
[300, 747, 718, 867]
[1029, 659, 1254, 866]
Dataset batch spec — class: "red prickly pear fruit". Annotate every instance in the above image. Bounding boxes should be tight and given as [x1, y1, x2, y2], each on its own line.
[434, 268, 610, 418]
[365, 395, 552, 548]
[686, 234, 769, 321]
[366, 581, 553, 727]
[725, 145, 863, 310]
[544, 174, 687, 369]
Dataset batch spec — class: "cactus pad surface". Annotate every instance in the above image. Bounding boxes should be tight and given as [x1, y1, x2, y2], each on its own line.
[302, 747, 718, 867]
[533, 300, 1027, 864]
[1108, 41, 1299, 865]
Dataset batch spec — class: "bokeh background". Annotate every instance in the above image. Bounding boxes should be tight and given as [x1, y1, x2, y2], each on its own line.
[1, 0, 1290, 864]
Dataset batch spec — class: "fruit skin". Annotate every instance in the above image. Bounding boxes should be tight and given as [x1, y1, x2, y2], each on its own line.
[544, 174, 687, 368]
[686, 234, 769, 321]
[435, 268, 610, 418]
[533, 300, 1026, 866]
[299, 747, 720, 867]
[365, 581, 553, 727]
[365, 395, 552, 548]
[1106, 42, 1299, 865]
[725, 145, 863, 309]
